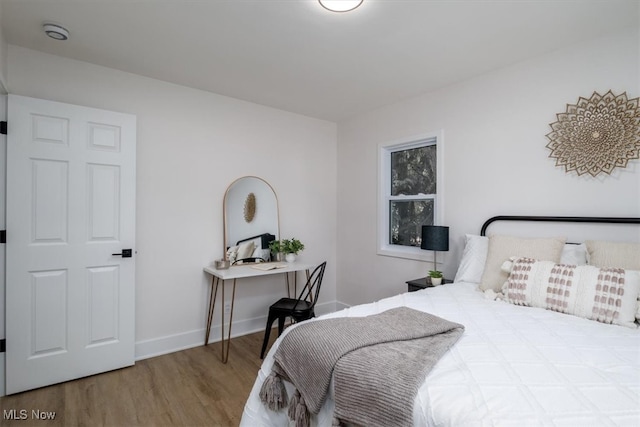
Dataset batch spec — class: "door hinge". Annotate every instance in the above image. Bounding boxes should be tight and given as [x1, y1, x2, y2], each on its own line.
[0, 339, 5, 353]
[0, 230, 5, 244]
[0, 121, 6, 135]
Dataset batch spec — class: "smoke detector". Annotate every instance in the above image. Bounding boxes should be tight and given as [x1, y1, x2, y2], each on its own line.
[43, 23, 69, 41]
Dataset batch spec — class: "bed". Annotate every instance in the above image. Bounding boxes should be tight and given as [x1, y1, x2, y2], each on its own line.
[241, 216, 640, 426]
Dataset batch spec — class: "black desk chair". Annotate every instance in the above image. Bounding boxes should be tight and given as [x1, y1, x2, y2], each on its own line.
[260, 261, 327, 359]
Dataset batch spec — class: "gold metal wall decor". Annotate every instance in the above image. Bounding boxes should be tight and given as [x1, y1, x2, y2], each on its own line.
[545, 90, 640, 177]
[244, 192, 256, 223]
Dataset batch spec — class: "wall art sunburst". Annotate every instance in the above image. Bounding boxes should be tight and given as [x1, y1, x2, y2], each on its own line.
[244, 193, 256, 223]
[545, 90, 640, 177]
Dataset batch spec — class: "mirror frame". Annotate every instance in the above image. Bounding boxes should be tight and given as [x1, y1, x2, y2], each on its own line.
[223, 176, 280, 263]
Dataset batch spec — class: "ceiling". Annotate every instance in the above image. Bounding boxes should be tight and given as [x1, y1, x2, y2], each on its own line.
[1, 0, 638, 122]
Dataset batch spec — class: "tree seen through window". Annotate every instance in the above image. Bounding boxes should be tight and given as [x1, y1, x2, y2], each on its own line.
[389, 144, 436, 247]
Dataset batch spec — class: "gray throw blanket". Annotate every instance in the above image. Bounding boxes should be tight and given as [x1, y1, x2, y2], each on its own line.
[259, 307, 464, 427]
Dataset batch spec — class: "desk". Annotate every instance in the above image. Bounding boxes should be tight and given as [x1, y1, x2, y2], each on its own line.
[203, 262, 313, 363]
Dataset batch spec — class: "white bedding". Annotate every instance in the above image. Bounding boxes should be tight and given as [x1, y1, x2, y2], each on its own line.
[241, 282, 640, 426]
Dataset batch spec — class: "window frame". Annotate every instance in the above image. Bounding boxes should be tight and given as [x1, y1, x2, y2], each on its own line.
[377, 130, 444, 261]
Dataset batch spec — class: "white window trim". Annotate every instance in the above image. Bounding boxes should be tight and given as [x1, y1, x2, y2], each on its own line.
[377, 130, 445, 262]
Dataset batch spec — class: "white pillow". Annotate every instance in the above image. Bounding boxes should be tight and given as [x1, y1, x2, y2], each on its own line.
[480, 235, 566, 292]
[454, 234, 488, 283]
[560, 243, 588, 266]
[252, 247, 271, 261]
[502, 257, 640, 328]
[454, 235, 582, 285]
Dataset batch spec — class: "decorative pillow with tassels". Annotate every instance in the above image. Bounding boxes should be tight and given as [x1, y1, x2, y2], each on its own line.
[501, 257, 640, 328]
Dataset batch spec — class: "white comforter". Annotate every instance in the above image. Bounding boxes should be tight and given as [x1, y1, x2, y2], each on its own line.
[241, 282, 640, 426]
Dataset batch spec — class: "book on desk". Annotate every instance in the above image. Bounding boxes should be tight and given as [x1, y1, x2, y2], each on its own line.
[251, 263, 287, 271]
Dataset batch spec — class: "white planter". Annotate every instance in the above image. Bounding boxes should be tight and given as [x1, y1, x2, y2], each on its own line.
[285, 253, 297, 263]
[430, 277, 442, 286]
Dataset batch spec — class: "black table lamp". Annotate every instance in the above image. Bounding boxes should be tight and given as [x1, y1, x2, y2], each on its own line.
[421, 225, 449, 272]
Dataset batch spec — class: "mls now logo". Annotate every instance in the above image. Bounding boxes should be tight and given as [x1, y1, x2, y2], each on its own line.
[3, 409, 56, 420]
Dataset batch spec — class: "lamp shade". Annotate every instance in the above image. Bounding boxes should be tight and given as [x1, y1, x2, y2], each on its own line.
[421, 226, 449, 251]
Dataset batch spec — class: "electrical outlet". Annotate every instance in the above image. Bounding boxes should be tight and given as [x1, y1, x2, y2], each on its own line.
[224, 302, 231, 313]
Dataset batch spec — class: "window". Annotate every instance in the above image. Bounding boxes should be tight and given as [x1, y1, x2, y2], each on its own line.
[378, 131, 443, 260]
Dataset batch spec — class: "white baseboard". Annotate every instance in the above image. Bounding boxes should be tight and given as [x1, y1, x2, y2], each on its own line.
[134, 300, 344, 361]
[334, 301, 350, 312]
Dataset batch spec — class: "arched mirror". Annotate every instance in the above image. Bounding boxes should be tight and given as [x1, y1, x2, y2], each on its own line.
[223, 176, 279, 264]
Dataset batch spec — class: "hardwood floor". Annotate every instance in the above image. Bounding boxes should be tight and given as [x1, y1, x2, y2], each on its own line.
[0, 331, 273, 427]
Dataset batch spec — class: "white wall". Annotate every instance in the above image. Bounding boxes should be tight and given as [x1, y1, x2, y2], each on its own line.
[6, 45, 337, 358]
[337, 27, 640, 305]
[0, 1, 7, 89]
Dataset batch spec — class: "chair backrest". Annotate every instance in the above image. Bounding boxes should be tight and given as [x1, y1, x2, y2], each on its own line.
[293, 261, 327, 311]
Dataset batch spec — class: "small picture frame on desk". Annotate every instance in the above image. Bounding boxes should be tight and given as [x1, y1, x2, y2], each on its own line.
[406, 277, 453, 292]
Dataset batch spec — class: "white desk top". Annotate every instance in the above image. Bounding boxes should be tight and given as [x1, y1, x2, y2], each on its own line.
[203, 262, 314, 280]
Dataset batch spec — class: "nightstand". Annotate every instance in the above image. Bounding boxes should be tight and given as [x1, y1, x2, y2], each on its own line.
[406, 277, 453, 292]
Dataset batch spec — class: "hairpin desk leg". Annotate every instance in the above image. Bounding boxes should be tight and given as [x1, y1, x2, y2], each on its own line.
[305, 269, 312, 303]
[285, 272, 291, 297]
[204, 276, 219, 345]
[220, 278, 237, 364]
[285, 269, 312, 300]
[285, 271, 301, 297]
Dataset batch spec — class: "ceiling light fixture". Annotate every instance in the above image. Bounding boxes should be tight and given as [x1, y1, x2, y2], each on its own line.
[318, 0, 363, 13]
[43, 23, 69, 41]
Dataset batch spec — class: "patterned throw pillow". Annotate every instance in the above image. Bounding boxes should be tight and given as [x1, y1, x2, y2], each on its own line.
[502, 257, 640, 328]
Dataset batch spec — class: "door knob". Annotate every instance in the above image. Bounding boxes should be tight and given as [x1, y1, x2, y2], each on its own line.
[112, 249, 133, 258]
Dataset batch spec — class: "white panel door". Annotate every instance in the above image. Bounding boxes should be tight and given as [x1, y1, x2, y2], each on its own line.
[0, 93, 6, 397]
[6, 95, 136, 394]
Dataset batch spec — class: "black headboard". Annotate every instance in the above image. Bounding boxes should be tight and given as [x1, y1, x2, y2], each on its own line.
[480, 216, 640, 236]
[236, 232, 276, 249]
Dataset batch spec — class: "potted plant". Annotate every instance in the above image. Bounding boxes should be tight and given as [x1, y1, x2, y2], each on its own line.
[428, 270, 443, 286]
[281, 238, 305, 262]
[268, 239, 285, 262]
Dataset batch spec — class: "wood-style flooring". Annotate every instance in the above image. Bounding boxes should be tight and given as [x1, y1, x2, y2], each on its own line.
[0, 331, 272, 427]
